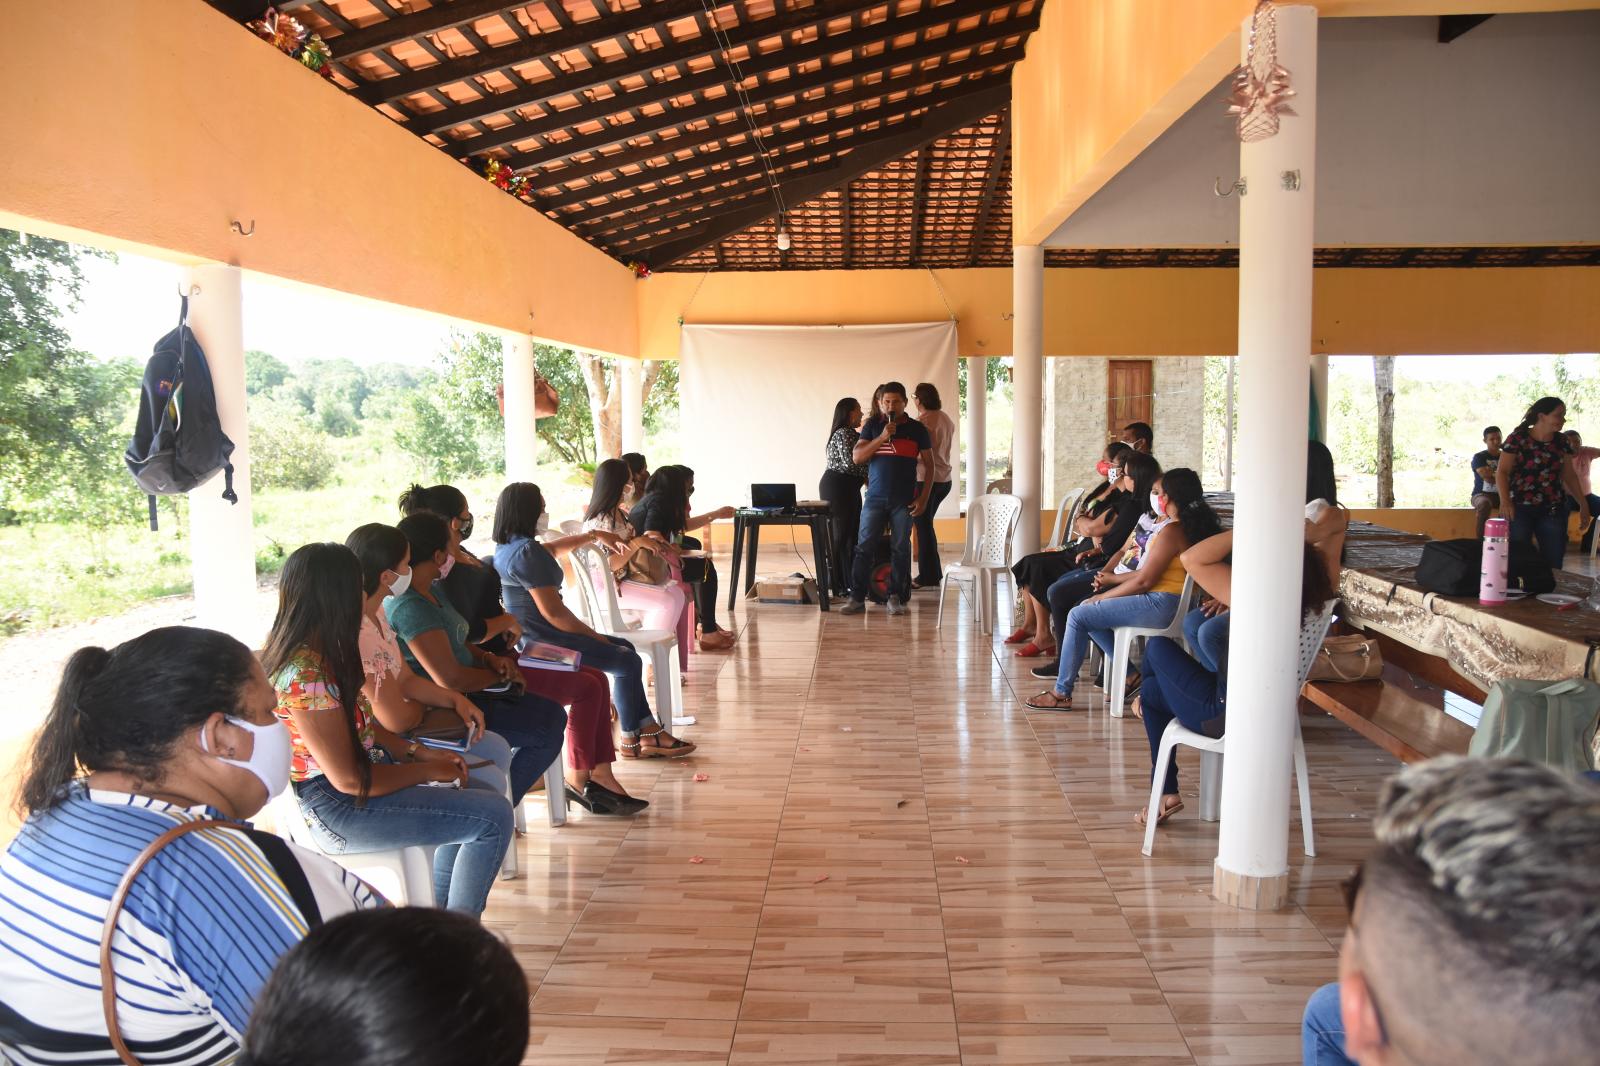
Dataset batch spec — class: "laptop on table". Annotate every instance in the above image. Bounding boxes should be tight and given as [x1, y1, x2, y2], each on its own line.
[746, 483, 798, 514]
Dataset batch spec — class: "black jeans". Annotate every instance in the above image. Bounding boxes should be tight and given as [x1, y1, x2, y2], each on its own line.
[463, 689, 566, 804]
[1511, 504, 1567, 570]
[820, 470, 865, 597]
[912, 480, 953, 584]
[680, 535, 722, 632]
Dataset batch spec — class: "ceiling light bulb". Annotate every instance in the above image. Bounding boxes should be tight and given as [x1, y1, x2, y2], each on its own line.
[776, 228, 792, 252]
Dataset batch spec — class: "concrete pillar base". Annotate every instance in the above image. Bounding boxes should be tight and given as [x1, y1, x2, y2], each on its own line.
[1213, 859, 1289, 911]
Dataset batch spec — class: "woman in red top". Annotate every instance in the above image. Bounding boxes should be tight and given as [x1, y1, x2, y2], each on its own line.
[1495, 396, 1585, 569]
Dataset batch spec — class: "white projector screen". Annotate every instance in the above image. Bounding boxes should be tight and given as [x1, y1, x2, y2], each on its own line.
[680, 322, 962, 518]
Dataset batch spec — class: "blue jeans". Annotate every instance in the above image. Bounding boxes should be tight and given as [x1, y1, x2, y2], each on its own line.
[1045, 566, 1099, 642]
[1511, 503, 1566, 569]
[1140, 636, 1225, 796]
[462, 729, 512, 796]
[466, 689, 566, 804]
[1183, 609, 1231, 673]
[1054, 591, 1182, 697]
[852, 493, 914, 602]
[1302, 982, 1355, 1065]
[294, 773, 514, 915]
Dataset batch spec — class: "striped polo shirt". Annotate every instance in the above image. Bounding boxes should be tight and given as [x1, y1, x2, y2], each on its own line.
[0, 784, 383, 1065]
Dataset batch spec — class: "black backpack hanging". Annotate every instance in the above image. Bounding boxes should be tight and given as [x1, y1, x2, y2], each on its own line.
[124, 294, 237, 530]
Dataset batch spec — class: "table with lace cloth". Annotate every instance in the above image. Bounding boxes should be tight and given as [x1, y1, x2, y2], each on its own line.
[1205, 494, 1600, 692]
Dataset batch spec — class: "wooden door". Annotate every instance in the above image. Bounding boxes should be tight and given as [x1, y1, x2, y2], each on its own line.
[1107, 360, 1153, 440]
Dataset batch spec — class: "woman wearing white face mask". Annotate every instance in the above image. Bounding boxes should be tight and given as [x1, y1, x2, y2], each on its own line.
[265, 543, 515, 915]
[0, 626, 384, 1064]
[1027, 469, 1222, 712]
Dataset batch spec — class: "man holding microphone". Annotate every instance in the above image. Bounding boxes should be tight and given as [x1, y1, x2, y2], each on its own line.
[841, 382, 934, 616]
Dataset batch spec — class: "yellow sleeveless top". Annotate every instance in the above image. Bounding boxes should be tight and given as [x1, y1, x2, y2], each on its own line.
[1146, 518, 1188, 595]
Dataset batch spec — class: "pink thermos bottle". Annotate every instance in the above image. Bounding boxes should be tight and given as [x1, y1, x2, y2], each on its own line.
[1480, 517, 1509, 605]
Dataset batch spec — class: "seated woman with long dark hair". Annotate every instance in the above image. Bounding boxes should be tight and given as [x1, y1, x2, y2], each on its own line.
[495, 481, 698, 760]
[1027, 468, 1220, 711]
[1027, 451, 1163, 679]
[630, 464, 737, 649]
[820, 396, 869, 601]
[0, 626, 381, 1064]
[263, 543, 514, 915]
[384, 514, 569, 806]
[383, 513, 646, 816]
[1006, 440, 1134, 656]
[399, 483, 521, 655]
[1136, 534, 1336, 827]
[584, 456, 692, 671]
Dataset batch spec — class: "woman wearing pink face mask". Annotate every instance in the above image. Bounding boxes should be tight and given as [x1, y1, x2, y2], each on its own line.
[1026, 469, 1221, 712]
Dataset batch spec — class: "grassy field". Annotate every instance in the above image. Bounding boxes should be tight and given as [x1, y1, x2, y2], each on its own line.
[0, 454, 604, 640]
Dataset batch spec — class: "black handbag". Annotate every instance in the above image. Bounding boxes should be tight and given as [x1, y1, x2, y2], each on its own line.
[1415, 538, 1555, 597]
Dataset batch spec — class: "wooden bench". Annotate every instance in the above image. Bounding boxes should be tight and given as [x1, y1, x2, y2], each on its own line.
[1302, 630, 1480, 763]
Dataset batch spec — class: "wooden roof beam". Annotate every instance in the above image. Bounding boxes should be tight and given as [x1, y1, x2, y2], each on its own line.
[418, 0, 1024, 139]
[321, 0, 528, 58]
[907, 146, 932, 264]
[624, 83, 1008, 267]
[495, 28, 1025, 172]
[368, 0, 866, 110]
[521, 53, 1018, 189]
[965, 108, 1009, 265]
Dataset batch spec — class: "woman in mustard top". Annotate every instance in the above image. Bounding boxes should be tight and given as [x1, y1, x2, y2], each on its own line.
[1026, 469, 1222, 711]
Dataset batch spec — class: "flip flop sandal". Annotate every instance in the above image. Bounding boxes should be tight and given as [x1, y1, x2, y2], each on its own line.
[1129, 696, 1144, 720]
[1024, 690, 1080, 711]
[1134, 799, 1185, 827]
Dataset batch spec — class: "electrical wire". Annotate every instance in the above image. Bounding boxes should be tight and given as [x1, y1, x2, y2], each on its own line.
[697, 0, 790, 233]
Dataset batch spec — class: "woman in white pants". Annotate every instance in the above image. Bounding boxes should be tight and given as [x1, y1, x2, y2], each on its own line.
[583, 458, 693, 668]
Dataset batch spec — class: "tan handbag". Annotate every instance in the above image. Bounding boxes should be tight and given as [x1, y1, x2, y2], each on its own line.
[624, 547, 671, 586]
[1308, 633, 1384, 683]
[101, 818, 233, 1065]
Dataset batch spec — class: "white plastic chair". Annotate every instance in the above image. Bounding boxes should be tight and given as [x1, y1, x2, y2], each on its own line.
[504, 754, 569, 878]
[269, 790, 437, 906]
[1045, 487, 1087, 551]
[1103, 575, 1196, 719]
[936, 493, 1023, 635]
[569, 543, 686, 729]
[1140, 600, 1337, 858]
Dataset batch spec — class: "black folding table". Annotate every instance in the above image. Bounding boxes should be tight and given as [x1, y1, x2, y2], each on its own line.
[726, 508, 837, 612]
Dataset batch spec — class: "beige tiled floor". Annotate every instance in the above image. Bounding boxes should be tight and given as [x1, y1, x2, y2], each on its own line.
[491, 581, 1401, 1065]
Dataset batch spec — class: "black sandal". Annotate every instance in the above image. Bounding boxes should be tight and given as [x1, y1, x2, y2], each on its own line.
[633, 726, 697, 759]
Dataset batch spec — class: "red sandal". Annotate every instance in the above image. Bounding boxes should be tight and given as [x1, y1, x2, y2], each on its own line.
[1003, 627, 1033, 645]
[1013, 642, 1055, 659]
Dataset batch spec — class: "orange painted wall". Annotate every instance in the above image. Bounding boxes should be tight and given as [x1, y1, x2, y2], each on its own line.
[638, 267, 1600, 360]
[0, 0, 637, 358]
[1009, 0, 1600, 246]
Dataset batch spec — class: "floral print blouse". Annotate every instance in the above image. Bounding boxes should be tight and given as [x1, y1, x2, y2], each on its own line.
[825, 427, 869, 477]
[271, 647, 380, 783]
[1501, 426, 1572, 513]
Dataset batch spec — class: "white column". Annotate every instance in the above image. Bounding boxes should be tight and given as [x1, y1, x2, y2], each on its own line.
[966, 356, 989, 506]
[1215, 4, 1318, 911]
[182, 265, 255, 642]
[1012, 245, 1045, 555]
[503, 332, 539, 484]
[620, 358, 644, 455]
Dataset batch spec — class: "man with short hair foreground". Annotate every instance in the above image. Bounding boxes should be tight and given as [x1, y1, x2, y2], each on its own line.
[1302, 756, 1600, 1065]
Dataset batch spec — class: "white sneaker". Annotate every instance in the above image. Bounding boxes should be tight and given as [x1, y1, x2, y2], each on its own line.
[886, 597, 907, 616]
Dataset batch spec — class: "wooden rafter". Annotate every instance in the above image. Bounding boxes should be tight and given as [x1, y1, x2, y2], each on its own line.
[629, 83, 1009, 267]
[907, 146, 933, 263]
[965, 109, 1009, 265]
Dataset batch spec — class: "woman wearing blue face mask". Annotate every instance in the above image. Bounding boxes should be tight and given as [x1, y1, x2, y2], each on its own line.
[265, 543, 514, 915]
[0, 626, 385, 1065]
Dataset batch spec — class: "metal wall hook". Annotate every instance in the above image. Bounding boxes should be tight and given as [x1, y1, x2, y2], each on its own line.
[178, 284, 201, 297]
[230, 219, 256, 236]
[1214, 176, 1248, 198]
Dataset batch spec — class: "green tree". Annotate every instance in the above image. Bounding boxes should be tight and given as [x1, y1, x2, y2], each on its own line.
[245, 349, 290, 395]
[394, 330, 505, 478]
[0, 229, 143, 525]
[248, 395, 335, 490]
[534, 345, 595, 465]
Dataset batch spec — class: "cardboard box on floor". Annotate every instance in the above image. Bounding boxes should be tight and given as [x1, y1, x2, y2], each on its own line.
[747, 573, 819, 604]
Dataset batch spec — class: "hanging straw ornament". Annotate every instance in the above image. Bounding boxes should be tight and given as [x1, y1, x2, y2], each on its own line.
[1226, 1, 1297, 143]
